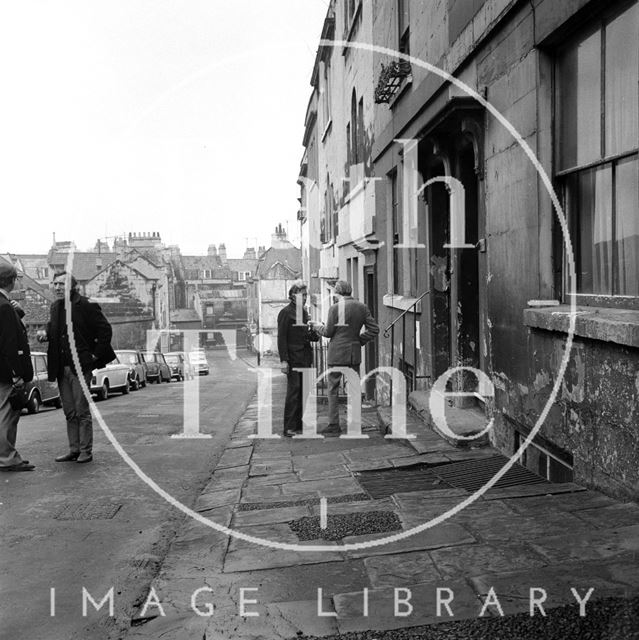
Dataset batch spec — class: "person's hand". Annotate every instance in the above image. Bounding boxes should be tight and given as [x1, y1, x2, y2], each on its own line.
[280, 361, 289, 375]
[36, 329, 48, 342]
[12, 376, 25, 389]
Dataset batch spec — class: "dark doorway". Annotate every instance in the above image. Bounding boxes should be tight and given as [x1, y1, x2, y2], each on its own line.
[364, 265, 378, 400]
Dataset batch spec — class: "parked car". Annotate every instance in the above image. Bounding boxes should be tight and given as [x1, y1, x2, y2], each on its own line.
[90, 356, 132, 400]
[189, 350, 210, 375]
[164, 352, 188, 381]
[24, 352, 61, 414]
[143, 352, 172, 383]
[115, 349, 147, 390]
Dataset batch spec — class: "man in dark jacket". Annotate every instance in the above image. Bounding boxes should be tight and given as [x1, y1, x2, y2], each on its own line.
[0, 263, 35, 471]
[277, 281, 318, 436]
[311, 280, 379, 435]
[40, 271, 115, 463]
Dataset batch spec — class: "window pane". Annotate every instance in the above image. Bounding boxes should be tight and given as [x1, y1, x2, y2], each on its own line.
[605, 3, 639, 156]
[615, 157, 639, 295]
[557, 27, 602, 170]
[569, 166, 613, 294]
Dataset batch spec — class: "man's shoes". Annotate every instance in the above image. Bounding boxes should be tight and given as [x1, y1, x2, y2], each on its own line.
[76, 453, 93, 463]
[283, 430, 302, 437]
[0, 461, 35, 472]
[55, 453, 79, 462]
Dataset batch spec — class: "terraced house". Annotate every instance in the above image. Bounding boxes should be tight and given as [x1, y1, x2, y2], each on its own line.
[300, 0, 638, 499]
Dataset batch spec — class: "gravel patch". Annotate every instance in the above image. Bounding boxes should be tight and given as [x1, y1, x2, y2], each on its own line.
[290, 595, 639, 640]
[289, 511, 402, 541]
[237, 493, 370, 512]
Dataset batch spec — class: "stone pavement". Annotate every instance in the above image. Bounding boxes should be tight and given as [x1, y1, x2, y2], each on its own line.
[126, 367, 639, 640]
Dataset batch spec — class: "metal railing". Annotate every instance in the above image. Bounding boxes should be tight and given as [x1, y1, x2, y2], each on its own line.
[383, 290, 430, 400]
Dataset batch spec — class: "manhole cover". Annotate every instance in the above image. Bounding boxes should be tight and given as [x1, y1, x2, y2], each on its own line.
[357, 455, 549, 498]
[289, 511, 402, 541]
[54, 502, 122, 520]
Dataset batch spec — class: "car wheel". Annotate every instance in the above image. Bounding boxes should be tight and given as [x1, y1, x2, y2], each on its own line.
[121, 378, 130, 394]
[27, 391, 41, 414]
[155, 376, 162, 384]
[97, 381, 109, 401]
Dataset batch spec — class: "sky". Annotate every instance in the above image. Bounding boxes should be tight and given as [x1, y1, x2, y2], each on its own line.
[0, 1, 329, 258]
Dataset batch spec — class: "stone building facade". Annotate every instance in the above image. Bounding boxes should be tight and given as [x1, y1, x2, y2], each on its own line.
[300, 0, 639, 498]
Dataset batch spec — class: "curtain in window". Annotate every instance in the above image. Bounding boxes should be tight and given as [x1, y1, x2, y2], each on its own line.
[616, 157, 639, 295]
[605, 5, 639, 156]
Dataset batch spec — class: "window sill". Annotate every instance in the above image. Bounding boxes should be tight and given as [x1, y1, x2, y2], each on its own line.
[523, 305, 639, 348]
[383, 293, 423, 313]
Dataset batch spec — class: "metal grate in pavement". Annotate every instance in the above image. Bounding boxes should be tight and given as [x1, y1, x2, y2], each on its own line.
[431, 454, 550, 492]
[356, 454, 549, 499]
[355, 467, 449, 498]
[53, 502, 122, 520]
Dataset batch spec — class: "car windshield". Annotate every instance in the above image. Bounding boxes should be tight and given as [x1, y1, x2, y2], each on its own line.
[117, 352, 137, 364]
[165, 355, 179, 364]
[144, 353, 159, 362]
[190, 352, 206, 362]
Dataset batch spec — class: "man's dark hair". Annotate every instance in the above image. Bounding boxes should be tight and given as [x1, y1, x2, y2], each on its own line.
[52, 271, 78, 290]
[288, 280, 308, 301]
[0, 263, 18, 289]
[334, 280, 352, 296]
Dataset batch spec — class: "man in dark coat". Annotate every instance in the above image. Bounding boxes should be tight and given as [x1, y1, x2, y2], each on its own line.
[311, 280, 379, 434]
[40, 271, 115, 463]
[0, 263, 35, 471]
[277, 281, 318, 436]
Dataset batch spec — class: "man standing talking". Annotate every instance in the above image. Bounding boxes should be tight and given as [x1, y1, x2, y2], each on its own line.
[40, 271, 115, 463]
[0, 263, 34, 472]
[277, 281, 318, 436]
[311, 280, 379, 435]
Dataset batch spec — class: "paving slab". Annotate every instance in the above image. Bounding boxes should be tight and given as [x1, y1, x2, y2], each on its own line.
[297, 464, 352, 481]
[460, 508, 592, 542]
[343, 443, 418, 463]
[249, 460, 294, 475]
[280, 477, 362, 497]
[481, 483, 585, 500]
[241, 483, 283, 501]
[292, 451, 349, 467]
[235, 560, 371, 602]
[210, 465, 250, 483]
[571, 503, 639, 529]
[390, 453, 451, 467]
[216, 447, 253, 469]
[333, 580, 484, 633]
[195, 488, 242, 511]
[470, 561, 639, 616]
[430, 541, 549, 580]
[198, 599, 340, 640]
[529, 524, 639, 564]
[231, 504, 312, 527]
[502, 490, 618, 515]
[309, 497, 397, 517]
[364, 550, 442, 587]
[224, 543, 344, 572]
[245, 472, 299, 486]
[342, 522, 476, 558]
